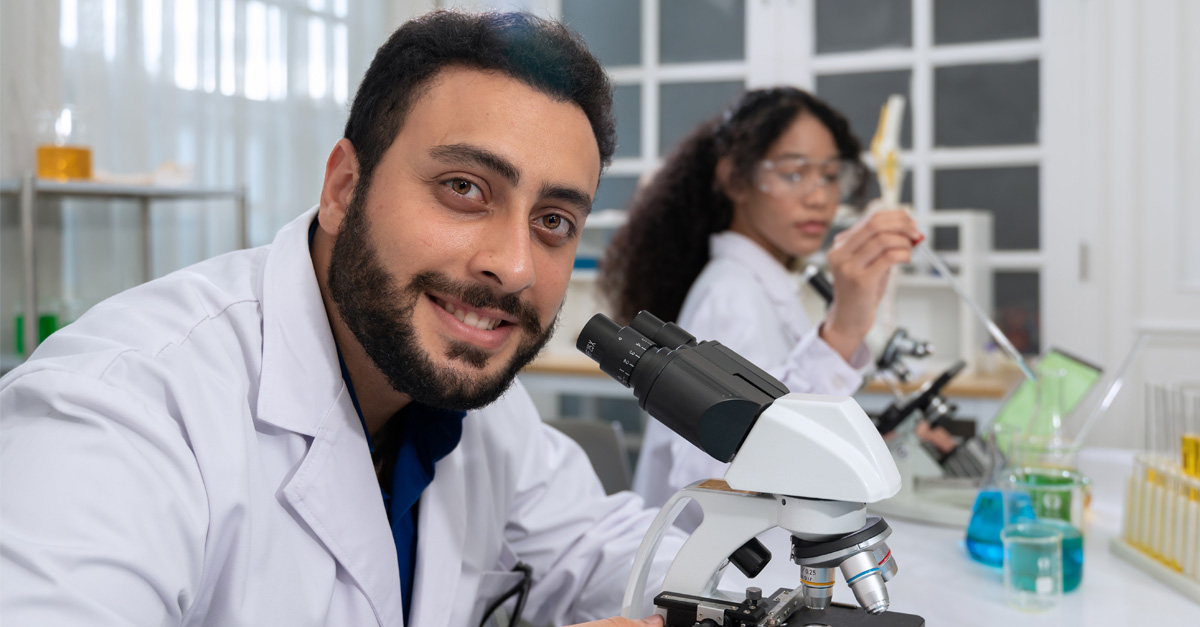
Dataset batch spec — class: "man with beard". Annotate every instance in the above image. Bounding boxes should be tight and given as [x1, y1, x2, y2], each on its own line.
[0, 11, 681, 627]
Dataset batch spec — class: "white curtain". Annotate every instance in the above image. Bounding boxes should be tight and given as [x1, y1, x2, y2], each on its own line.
[1, 0, 387, 326]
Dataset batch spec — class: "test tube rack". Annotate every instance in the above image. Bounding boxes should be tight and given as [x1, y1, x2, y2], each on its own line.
[1110, 452, 1200, 604]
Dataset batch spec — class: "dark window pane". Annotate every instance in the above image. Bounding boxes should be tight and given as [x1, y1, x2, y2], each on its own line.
[658, 81, 744, 155]
[935, 61, 1039, 147]
[934, 0, 1039, 45]
[994, 270, 1040, 356]
[816, 70, 912, 149]
[934, 166, 1039, 250]
[932, 225, 960, 252]
[660, 0, 745, 63]
[816, 0, 912, 54]
[594, 175, 640, 213]
[562, 0, 641, 66]
[613, 84, 642, 159]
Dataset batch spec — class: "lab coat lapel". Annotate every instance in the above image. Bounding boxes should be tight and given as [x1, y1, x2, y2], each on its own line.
[281, 392, 402, 626]
[256, 207, 403, 624]
[408, 447, 468, 627]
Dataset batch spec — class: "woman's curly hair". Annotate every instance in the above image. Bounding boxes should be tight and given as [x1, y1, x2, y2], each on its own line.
[598, 87, 865, 325]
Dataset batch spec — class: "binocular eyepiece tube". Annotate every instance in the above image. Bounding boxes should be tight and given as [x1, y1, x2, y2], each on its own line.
[576, 311, 788, 464]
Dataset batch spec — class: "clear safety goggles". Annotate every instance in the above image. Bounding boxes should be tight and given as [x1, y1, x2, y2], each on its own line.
[756, 157, 864, 203]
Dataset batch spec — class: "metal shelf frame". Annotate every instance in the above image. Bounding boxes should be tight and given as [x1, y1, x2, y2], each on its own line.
[1, 172, 248, 355]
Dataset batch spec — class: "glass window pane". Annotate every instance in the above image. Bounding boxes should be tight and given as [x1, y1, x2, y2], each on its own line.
[816, 0, 911, 54]
[659, 0, 745, 63]
[562, 0, 641, 67]
[613, 84, 641, 159]
[594, 175, 640, 213]
[934, 0, 1039, 45]
[934, 166, 1039, 251]
[658, 80, 744, 155]
[932, 225, 959, 252]
[815, 70, 912, 149]
[994, 270, 1040, 356]
[935, 61, 1039, 147]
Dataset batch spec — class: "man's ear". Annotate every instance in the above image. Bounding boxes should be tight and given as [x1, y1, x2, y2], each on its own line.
[318, 138, 360, 236]
[714, 156, 748, 205]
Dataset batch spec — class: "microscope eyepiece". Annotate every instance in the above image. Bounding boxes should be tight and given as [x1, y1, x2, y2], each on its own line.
[577, 314, 653, 387]
[576, 312, 788, 463]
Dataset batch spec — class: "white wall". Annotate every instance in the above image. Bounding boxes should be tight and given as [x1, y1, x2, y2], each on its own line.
[1044, 0, 1200, 449]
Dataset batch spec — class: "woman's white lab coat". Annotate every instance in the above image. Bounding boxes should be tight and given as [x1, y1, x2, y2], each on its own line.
[632, 231, 870, 531]
[0, 207, 678, 627]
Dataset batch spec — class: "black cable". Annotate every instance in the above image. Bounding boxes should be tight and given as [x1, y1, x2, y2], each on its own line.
[479, 562, 533, 627]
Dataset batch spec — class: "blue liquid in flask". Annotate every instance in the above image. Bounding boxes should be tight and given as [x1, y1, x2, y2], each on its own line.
[965, 490, 1005, 566]
[965, 490, 1034, 567]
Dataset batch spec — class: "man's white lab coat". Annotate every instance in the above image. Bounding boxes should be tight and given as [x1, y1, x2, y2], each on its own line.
[0, 207, 677, 626]
[632, 230, 870, 531]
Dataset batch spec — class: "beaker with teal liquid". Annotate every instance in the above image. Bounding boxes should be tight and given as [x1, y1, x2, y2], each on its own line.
[1007, 466, 1090, 591]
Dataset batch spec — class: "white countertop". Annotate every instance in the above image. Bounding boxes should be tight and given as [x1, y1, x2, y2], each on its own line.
[715, 448, 1198, 625]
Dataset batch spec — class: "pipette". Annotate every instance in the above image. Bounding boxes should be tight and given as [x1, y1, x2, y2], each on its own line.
[915, 242, 1037, 383]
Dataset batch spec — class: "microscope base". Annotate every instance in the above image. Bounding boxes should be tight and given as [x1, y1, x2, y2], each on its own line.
[786, 602, 925, 626]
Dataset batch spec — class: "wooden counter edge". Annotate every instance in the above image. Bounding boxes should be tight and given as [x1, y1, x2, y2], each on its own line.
[524, 354, 1024, 399]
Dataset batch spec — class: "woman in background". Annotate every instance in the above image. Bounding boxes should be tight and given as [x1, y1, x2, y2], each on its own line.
[599, 87, 922, 531]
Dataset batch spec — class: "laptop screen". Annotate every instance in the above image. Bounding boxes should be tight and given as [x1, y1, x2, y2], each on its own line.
[989, 348, 1104, 438]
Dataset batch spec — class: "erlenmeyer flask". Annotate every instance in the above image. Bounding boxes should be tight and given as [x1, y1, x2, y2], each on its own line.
[1021, 368, 1078, 469]
[965, 425, 1033, 567]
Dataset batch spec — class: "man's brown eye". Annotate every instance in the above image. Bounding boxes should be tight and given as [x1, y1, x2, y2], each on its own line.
[544, 215, 561, 229]
[452, 179, 472, 194]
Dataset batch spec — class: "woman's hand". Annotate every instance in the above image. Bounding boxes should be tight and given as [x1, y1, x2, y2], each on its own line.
[821, 207, 923, 362]
[569, 615, 665, 627]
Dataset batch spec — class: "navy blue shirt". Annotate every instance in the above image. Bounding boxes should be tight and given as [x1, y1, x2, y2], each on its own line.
[311, 219, 466, 620]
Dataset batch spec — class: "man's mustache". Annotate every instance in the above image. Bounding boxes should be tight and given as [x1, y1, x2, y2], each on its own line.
[406, 271, 542, 333]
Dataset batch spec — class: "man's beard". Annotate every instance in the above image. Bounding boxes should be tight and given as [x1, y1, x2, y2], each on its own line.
[326, 194, 558, 411]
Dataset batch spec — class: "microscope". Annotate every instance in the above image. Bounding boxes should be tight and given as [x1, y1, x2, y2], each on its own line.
[577, 312, 924, 626]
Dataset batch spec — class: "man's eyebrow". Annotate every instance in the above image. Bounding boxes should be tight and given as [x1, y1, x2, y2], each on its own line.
[429, 143, 521, 187]
[539, 183, 593, 217]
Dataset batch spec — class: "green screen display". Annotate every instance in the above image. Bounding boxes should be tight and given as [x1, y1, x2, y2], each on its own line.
[991, 349, 1103, 438]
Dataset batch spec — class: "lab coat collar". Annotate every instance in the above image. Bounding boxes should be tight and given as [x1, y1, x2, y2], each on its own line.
[257, 206, 404, 624]
[709, 230, 801, 309]
[256, 205, 342, 438]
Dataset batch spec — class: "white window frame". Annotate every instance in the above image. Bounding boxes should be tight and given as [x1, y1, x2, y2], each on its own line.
[778, 0, 1046, 277]
[600, 0, 753, 181]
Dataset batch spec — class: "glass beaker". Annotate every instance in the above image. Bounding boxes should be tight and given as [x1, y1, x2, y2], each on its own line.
[35, 106, 92, 181]
[1002, 522, 1064, 611]
[1007, 466, 1090, 592]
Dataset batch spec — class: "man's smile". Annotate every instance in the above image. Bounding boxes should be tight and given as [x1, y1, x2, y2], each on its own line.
[427, 293, 519, 352]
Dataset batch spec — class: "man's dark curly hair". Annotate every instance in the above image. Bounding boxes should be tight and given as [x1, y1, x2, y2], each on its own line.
[344, 11, 615, 198]
[598, 87, 865, 325]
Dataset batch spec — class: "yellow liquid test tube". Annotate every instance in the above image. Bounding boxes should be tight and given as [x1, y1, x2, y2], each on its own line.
[1183, 434, 1199, 474]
